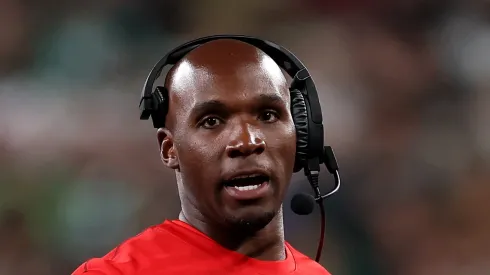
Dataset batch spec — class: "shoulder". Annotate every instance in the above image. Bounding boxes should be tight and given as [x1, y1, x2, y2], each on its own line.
[286, 243, 332, 275]
[72, 223, 183, 275]
[72, 257, 122, 275]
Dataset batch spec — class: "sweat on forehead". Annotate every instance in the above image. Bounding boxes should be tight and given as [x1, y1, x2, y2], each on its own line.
[164, 39, 288, 97]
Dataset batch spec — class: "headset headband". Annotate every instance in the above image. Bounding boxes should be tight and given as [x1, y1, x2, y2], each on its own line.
[139, 35, 323, 127]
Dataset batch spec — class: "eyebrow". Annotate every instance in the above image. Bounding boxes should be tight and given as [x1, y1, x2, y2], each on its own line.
[255, 93, 284, 106]
[190, 100, 228, 120]
[189, 93, 286, 120]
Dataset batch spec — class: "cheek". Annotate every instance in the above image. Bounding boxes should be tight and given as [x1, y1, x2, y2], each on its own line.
[175, 134, 222, 183]
[286, 127, 297, 165]
[186, 136, 222, 161]
[270, 125, 297, 166]
[175, 127, 220, 161]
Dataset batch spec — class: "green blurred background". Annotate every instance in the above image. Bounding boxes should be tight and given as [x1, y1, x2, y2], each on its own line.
[1, 0, 489, 274]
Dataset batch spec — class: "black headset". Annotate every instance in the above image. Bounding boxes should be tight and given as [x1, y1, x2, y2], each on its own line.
[138, 35, 341, 263]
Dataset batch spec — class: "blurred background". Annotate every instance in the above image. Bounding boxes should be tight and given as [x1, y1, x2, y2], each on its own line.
[0, 0, 489, 274]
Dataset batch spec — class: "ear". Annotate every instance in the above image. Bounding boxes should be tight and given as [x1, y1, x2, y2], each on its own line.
[157, 128, 179, 170]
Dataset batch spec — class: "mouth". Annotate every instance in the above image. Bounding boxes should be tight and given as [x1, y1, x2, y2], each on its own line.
[222, 172, 272, 200]
[224, 174, 270, 190]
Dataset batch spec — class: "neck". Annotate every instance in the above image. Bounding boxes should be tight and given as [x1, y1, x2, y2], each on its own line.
[179, 209, 286, 261]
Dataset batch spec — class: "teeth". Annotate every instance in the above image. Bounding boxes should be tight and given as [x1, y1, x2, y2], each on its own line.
[233, 184, 261, 191]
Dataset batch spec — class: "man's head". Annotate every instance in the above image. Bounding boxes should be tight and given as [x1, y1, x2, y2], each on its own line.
[157, 39, 296, 232]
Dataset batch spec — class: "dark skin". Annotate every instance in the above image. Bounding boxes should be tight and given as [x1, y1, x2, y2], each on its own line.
[157, 39, 297, 261]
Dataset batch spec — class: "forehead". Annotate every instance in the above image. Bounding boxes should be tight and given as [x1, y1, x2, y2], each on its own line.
[169, 55, 289, 107]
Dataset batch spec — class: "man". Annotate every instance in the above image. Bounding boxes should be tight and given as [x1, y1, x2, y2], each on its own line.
[73, 39, 331, 274]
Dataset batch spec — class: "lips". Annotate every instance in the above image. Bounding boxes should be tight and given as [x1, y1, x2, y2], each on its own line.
[223, 174, 270, 187]
[221, 170, 272, 200]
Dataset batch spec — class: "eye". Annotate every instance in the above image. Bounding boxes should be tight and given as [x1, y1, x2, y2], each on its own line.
[259, 111, 279, 123]
[200, 117, 222, 129]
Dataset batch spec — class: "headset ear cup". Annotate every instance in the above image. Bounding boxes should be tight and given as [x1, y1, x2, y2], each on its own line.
[290, 89, 309, 172]
[152, 86, 169, 128]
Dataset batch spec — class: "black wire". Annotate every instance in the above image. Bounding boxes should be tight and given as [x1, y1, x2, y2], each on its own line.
[311, 170, 341, 263]
[315, 198, 326, 262]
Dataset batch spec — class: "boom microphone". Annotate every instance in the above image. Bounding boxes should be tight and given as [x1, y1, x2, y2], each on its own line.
[290, 146, 341, 262]
[291, 193, 315, 215]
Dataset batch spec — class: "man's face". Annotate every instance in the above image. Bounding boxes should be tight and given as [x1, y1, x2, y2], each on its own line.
[160, 44, 296, 231]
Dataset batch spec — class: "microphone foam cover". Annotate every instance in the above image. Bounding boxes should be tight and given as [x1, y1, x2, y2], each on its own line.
[291, 193, 315, 215]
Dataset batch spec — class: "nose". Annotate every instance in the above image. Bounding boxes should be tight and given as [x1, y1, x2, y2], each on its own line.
[225, 122, 266, 158]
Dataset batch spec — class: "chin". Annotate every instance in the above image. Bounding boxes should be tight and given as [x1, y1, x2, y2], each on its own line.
[224, 206, 277, 233]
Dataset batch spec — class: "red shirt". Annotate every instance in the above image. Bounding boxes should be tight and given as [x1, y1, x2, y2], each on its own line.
[72, 220, 331, 275]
